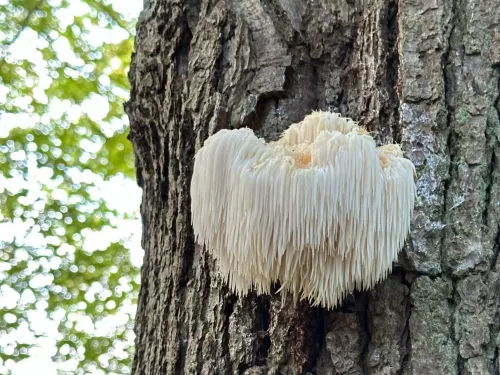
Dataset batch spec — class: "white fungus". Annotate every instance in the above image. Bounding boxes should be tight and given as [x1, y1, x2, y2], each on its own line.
[190, 111, 416, 309]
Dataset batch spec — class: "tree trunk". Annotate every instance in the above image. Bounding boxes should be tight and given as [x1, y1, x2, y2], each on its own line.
[125, 0, 500, 374]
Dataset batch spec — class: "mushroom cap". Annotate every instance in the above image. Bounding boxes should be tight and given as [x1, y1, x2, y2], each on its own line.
[190, 111, 416, 309]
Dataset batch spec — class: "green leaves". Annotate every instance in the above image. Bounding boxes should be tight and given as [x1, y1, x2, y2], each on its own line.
[0, 0, 140, 374]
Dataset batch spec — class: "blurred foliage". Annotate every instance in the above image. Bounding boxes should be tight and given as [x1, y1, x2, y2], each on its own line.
[0, 0, 141, 374]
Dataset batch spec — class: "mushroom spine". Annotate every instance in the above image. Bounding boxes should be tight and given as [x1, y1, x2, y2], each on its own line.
[190, 111, 416, 309]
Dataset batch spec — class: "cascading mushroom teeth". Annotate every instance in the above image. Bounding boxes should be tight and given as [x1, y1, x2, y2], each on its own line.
[190, 111, 417, 310]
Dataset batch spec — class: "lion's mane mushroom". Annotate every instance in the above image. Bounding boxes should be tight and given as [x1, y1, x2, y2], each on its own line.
[190, 111, 416, 309]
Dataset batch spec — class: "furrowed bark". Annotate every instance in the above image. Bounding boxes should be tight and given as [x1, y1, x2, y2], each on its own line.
[126, 0, 500, 373]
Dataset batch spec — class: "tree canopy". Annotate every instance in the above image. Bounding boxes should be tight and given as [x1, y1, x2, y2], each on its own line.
[0, 0, 141, 374]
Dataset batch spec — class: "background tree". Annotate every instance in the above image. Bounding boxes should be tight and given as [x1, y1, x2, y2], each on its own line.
[0, 1, 142, 374]
[127, 0, 500, 374]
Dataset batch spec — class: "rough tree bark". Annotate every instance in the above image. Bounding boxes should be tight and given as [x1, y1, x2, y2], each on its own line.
[125, 0, 500, 374]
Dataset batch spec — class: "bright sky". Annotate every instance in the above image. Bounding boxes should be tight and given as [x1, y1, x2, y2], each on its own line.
[0, 0, 144, 374]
